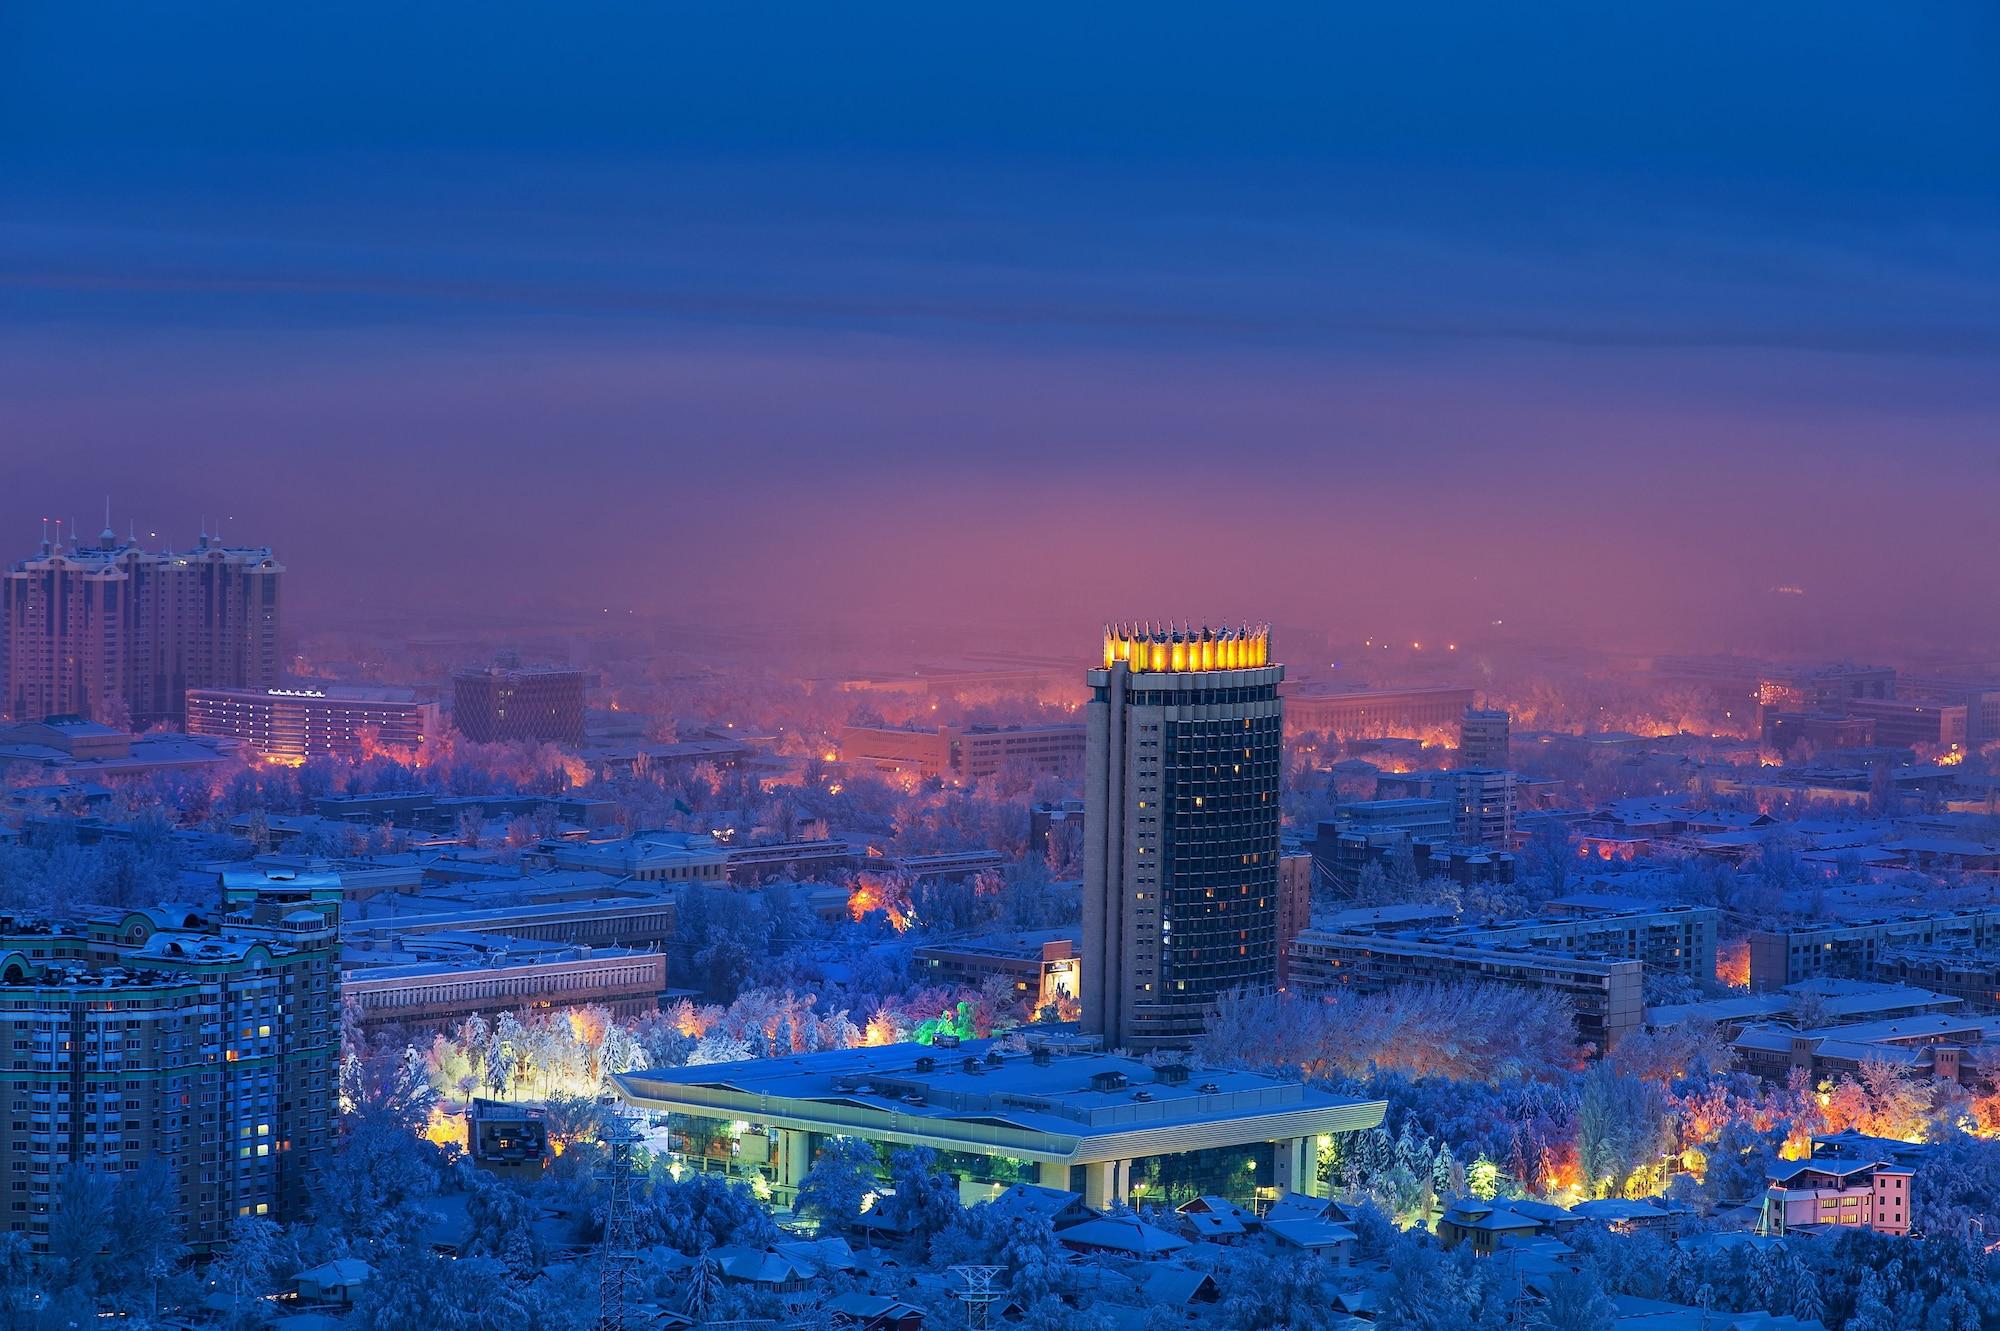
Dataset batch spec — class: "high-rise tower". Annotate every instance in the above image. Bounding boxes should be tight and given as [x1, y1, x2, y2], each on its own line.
[1083, 624, 1284, 1050]
[2, 526, 282, 728]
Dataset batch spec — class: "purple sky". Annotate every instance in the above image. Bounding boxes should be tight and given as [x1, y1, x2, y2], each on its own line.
[4, 4, 1998, 655]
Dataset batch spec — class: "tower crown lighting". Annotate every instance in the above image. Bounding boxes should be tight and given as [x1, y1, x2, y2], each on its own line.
[1101, 622, 1270, 673]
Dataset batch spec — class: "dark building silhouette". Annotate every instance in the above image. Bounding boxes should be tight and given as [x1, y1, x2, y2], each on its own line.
[452, 656, 585, 746]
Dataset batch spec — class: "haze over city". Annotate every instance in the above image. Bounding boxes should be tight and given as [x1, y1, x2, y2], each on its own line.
[7, 3, 2000, 655]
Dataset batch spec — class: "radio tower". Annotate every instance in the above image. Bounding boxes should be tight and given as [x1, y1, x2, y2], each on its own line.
[595, 1112, 643, 1331]
[947, 1265, 1003, 1331]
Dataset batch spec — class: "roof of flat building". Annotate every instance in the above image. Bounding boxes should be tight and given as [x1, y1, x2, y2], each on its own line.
[614, 1038, 1384, 1165]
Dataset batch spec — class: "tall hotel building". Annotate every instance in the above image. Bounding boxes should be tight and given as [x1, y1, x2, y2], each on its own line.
[2, 526, 283, 728]
[1083, 624, 1283, 1050]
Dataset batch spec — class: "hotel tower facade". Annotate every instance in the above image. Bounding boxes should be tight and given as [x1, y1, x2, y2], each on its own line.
[1083, 624, 1284, 1050]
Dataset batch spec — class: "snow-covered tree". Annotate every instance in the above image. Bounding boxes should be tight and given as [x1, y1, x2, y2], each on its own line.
[795, 1135, 879, 1231]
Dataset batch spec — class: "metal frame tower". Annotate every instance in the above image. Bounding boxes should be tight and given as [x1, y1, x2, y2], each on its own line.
[947, 1265, 1003, 1331]
[595, 1113, 643, 1331]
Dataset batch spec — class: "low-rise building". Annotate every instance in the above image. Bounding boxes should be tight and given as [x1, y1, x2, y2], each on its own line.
[863, 848, 1007, 883]
[1647, 978, 1962, 1038]
[1746, 907, 2000, 991]
[185, 684, 438, 762]
[1733, 1011, 2000, 1085]
[342, 933, 666, 1034]
[614, 1037, 1385, 1211]
[1288, 930, 1644, 1051]
[1283, 685, 1477, 739]
[1761, 1156, 1912, 1238]
[1871, 946, 2000, 1012]
[1375, 769, 1517, 847]
[1290, 901, 1717, 1049]
[913, 928, 1081, 1013]
[722, 837, 859, 884]
[838, 723, 1086, 787]
[534, 830, 729, 883]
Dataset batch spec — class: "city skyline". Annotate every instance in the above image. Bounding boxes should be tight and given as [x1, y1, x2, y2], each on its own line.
[6, 6, 2000, 1325]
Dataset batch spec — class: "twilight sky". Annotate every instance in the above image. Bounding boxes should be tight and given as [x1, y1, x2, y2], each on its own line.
[4, 3, 1998, 654]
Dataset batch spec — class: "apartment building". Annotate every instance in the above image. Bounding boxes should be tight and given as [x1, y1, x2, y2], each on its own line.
[0, 880, 338, 1252]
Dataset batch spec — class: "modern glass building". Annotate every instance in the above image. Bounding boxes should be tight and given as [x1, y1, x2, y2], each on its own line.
[612, 1037, 1384, 1211]
[1083, 624, 1284, 1051]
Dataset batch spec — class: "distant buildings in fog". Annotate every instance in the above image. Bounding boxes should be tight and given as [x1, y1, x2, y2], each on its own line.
[186, 683, 438, 762]
[2, 525, 282, 728]
[452, 656, 586, 746]
[1283, 684, 1476, 738]
[1459, 707, 1510, 767]
[838, 721, 1086, 786]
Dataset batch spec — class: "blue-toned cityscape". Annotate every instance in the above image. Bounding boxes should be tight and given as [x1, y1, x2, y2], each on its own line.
[6, 4, 2000, 1330]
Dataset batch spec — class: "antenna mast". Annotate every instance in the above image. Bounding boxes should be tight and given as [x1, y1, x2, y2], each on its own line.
[595, 1111, 643, 1331]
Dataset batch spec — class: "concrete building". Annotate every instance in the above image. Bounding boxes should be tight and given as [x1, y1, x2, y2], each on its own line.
[3, 526, 283, 728]
[1733, 1011, 2000, 1087]
[1871, 947, 2000, 1012]
[1308, 799, 1514, 895]
[0, 719, 241, 784]
[838, 723, 1086, 787]
[342, 934, 666, 1034]
[1459, 708, 1510, 767]
[1843, 697, 1969, 751]
[1533, 897, 1720, 977]
[336, 873, 682, 953]
[1277, 850, 1312, 988]
[722, 837, 859, 884]
[913, 928, 1081, 1013]
[1287, 926, 1654, 1051]
[862, 847, 1008, 883]
[186, 684, 438, 762]
[613, 1037, 1385, 1210]
[1646, 978, 1962, 1038]
[1761, 711, 1876, 755]
[535, 830, 730, 883]
[1746, 907, 2000, 991]
[1325, 798, 1456, 841]
[0, 879, 338, 1253]
[1373, 768, 1517, 848]
[452, 658, 585, 746]
[1294, 933, 1644, 1052]
[1084, 624, 1283, 1050]
[1756, 664, 1897, 716]
[1283, 685, 1477, 738]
